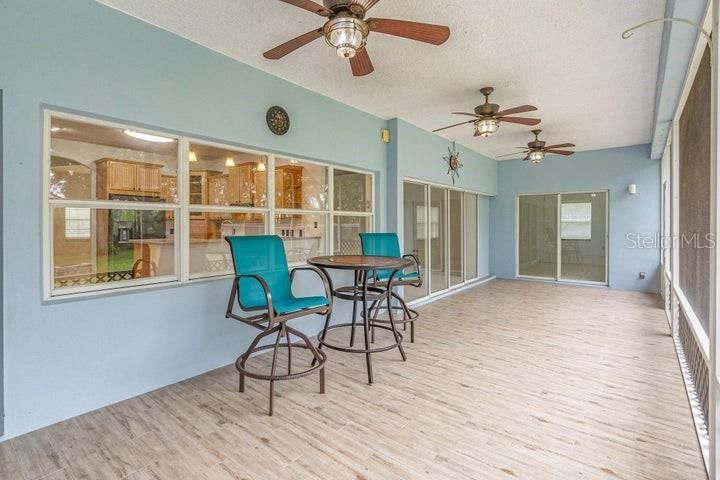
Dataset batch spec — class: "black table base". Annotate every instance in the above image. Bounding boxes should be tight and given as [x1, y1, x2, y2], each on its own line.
[309, 262, 410, 385]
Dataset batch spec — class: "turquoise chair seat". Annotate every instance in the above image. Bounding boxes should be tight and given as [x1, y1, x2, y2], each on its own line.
[273, 296, 330, 315]
[375, 270, 419, 282]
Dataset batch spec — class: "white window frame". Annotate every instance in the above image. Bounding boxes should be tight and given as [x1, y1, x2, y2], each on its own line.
[43, 110, 375, 300]
[331, 165, 375, 256]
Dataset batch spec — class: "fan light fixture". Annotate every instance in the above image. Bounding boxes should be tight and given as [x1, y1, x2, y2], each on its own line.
[226, 157, 235, 167]
[123, 129, 175, 143]
[257, 162, 267, 172]
[528, 150, 545, 164]
[475, 118, 499, 138]
[189, 151, 197, 162]
[324, 16, 369, 59]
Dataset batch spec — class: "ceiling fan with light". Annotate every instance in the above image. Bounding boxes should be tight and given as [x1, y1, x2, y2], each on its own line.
[263, 0, 451, 76]
[433, 87, 541, 138]
[497, 129, 576, 165]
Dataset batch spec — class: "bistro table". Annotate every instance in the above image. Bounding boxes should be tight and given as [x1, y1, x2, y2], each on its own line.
[308, 255, 414, 384]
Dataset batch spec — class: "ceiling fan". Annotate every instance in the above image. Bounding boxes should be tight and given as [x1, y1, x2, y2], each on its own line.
[497, 129, 576, 164]
[433, 87, 540, 138]
[263, 0, 451, 76]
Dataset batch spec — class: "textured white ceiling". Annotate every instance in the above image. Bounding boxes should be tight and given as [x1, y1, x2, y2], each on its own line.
[96, 0, 665, 159]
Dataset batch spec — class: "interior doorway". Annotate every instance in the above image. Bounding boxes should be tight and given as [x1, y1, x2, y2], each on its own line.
[517, 191, 608, 285]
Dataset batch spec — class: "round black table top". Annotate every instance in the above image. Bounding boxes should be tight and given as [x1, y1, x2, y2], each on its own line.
[308, 255, 412, 271]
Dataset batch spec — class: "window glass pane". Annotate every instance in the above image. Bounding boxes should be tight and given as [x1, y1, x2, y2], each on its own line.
[52, 207, 176, 291]
[333, 169, 372, 212]
[49, 117, 178, 202]
[333, 215, 371, 255]
[189, 212, 266, 277]
[464, 193, 478, 280]
[449, 190, 463, 287]
[188, 143, 268, 208]
[275, 158, 327, 210]
[274, 213, 326, 264]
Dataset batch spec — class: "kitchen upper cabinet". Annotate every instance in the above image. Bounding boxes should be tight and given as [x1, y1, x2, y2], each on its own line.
[275, 165, 303, 209]
[95, 159, 163, 198]
[136, 164, 161, 194]
[228, 163, 260, 207]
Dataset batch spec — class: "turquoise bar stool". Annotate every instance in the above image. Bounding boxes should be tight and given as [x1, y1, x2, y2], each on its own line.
[225, 235, 332, 415]
[359, 233, 422, 343]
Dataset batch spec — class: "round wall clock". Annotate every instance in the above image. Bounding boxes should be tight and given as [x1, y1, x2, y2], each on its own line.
[266, 106, 290, 135]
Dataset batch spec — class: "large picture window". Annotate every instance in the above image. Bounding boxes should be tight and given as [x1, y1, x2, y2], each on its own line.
[44, 112, 374, 298]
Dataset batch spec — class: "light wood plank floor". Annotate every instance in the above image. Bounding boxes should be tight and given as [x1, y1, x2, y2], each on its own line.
[0, 280, 706, 479]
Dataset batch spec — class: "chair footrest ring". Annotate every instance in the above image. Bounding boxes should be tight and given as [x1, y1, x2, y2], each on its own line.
[362, 305, 420, 324]
[318, 322, 403, 354]
[333, 285, 387, 302]
[236, 343, 327, 382]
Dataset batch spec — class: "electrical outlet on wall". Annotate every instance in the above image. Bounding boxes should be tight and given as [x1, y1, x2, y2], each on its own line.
[639, 272, 646, 280]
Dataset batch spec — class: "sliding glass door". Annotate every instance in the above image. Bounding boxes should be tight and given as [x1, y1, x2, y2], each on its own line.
[403, 182, 429, 302]
[430, 187, 448, 293]
[518, 191, 607, 285]
[449, 190, 464, 287]
[560, 192, 607, 283]
[518, 194, 558, 279]
[404, 180, 482, 302]
[464, 192, 478, 280]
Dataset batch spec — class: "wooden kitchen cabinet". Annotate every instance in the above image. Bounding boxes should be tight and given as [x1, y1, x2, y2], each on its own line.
[275, 165, 303, 209]
[228, 163, 259, 207]
[136, 164, 161, 194]
[95, 159, 163, 198]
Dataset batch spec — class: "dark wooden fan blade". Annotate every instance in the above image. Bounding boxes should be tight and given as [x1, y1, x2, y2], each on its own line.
[350, 0, 381, 11]
[495, 105, 537, 117]
[279, 0, 333, 16]
[498, 116, 541, 126]
[545, 149, 575, 156]
[452, 112, 480, 117]
[263, 29, 323, 59]
[350, 48, 374, 76]
[544, 143, 576, 150]
[497, 151, 528, 158]
[432, 120, 475, 133]
[367, 18, 451, 45]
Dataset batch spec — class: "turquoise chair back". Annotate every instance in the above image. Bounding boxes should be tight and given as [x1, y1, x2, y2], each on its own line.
[226, 235, 292, 310]
[359, 233, 401, 258]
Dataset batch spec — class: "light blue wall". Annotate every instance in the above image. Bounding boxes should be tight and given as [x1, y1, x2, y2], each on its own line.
[388, 119, 498, 277]
[491, 144, 661, 293]
[0, 0, 394, 440]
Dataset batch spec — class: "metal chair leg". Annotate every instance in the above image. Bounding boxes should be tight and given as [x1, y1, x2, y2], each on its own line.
[349, 298, 358, 347]
[237, 325, 279, 392]
[312, 312, 332, 367]
[268, 327, 284, 416]
[285, 328, 292, 375]
[387, 290, 407, 362]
